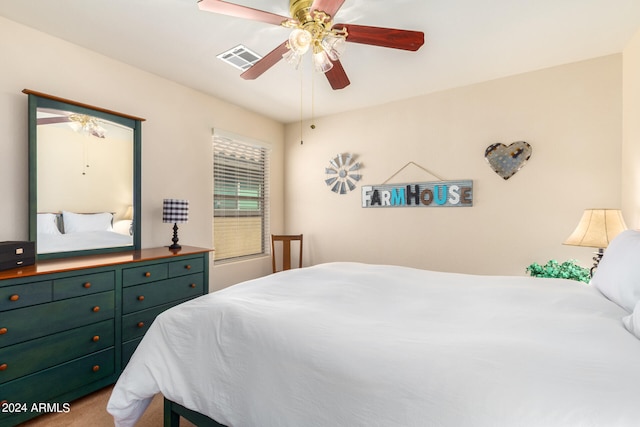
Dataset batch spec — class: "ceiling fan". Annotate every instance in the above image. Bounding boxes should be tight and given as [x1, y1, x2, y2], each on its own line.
[198, 0, 425, 90]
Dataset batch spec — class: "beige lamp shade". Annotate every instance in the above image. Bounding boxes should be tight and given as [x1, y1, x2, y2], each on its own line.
[563, 209, 627, 249]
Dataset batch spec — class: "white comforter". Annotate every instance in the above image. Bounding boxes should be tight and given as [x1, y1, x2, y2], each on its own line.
[107, 262, 640, 427]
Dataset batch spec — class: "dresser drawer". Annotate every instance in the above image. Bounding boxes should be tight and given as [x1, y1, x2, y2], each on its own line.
[53, 271, 115, 300]
[0, 281, 51, 312]
[122, 273, 204, 314]
[0, 319, 114, 384]
[0, 347, 114, 417]
[168, 256, 204, 277]
[122, 263, 168, 287]
[0, 291, 114, 347]
[122, 299, 191, 342]
[122, 337, 143, 367]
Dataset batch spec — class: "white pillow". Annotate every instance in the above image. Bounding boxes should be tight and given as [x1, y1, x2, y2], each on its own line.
[62, 211, 113, 233]
[37, 213, 61, 235]
[591, 229, 640, 313]
[113, 219, 133, 236]
[622, 301, 640, 340]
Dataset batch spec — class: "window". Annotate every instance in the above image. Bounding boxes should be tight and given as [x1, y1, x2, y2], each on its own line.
[213, 130, 270, 261]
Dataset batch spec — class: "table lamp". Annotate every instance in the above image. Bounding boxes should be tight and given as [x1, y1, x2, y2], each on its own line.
[162, 199, 189, 250]
[563, 209, 627, 276]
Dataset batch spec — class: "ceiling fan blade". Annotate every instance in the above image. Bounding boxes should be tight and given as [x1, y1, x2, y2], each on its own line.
[240, 41, 289, 80]
[311, 0, 346, 18]
[37, 116, 70, 125]
[325, 59, 350, 90]
[333, 23, 424, 51]
[198, 0, 289, 26]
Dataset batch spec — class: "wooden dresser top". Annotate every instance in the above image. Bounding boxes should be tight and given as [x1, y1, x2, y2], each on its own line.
[0, 246, 212, 280]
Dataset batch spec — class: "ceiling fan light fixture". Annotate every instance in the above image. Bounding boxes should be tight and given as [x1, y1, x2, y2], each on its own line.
[313, 49, 333, 73]
[282, 48, 304, 69]
[288, 28, 312, 54]
[68, 113, 107, 138]
[91, 125, 107, 139]
[68, 121, 82, 133]
[321, 32, 346, 61]
[280, 6, 346, 75]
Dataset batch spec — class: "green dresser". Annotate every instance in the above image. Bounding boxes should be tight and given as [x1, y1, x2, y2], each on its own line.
[0, 246, 210, 426]
[121, 255, 207, 366]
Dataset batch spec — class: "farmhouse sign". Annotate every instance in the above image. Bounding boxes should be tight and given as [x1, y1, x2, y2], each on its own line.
[361, 180, 473, 208]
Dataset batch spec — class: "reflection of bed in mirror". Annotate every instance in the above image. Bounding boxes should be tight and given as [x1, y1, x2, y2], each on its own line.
[37, 211, 133, 254]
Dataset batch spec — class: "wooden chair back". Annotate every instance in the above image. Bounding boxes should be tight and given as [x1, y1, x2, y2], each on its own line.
[271, 234, 303, 273]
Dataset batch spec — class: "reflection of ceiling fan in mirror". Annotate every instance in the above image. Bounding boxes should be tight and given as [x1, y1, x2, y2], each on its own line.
[198, 0, 425, 90]
[37, 109, 107, 138]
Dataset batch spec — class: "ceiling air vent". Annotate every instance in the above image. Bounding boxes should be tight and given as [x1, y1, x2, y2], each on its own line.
[217, 45, 262, 71]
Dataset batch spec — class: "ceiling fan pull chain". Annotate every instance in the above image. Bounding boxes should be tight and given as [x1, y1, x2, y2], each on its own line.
[83, 139, 89, 176]
[310, 66, 316, 130]
[300, 63, 304, 144]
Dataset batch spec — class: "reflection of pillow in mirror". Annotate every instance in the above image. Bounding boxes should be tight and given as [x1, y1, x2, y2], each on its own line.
[113, 220, 133, 236]
[62, 211, 113, 233]
[37, 213, 61, 235]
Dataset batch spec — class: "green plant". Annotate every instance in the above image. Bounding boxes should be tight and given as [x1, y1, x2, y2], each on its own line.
[526, 259, 590, 283]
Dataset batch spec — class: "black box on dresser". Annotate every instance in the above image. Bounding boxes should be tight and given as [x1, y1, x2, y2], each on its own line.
[0, 241, 35, 272]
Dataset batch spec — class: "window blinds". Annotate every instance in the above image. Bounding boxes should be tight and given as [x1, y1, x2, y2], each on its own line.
[213, 131, 270, 261]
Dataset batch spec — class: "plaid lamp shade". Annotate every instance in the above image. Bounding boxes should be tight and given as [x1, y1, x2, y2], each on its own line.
[162, 199, 189, 223]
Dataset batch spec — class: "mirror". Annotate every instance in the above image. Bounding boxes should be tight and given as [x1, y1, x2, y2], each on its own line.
[25, 89, 143, 259]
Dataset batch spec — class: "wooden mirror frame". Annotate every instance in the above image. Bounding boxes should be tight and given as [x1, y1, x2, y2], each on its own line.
[24, 89, 144, 259]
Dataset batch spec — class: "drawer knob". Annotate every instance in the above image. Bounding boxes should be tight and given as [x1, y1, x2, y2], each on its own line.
[9, 294, 19, 302]
[92, 365, 100, 372]
[83, 282, 92, 289]
[144, 272, 151, 277]
[92, 335, 100, 342]
[137, 295, 145, 301]
[92, 306, 100, 313]
[137, 321, 145, 328]
[0, 327, 7, 335]
[0, 363, 7, 371]
[185, 264, 192, 270]
[190, 283, 196, 288]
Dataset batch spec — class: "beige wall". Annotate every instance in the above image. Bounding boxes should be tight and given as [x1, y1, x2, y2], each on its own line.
[0, 16, 284, 290]
[1, 15, 635, 286]
[284, 55, 623, 276]
[622, 28, 640, 228]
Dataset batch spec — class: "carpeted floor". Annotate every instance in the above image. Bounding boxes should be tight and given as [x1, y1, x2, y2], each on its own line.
[16, 385, 196, 427]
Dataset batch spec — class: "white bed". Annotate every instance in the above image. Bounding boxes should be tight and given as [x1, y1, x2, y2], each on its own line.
[107, 232, 640, 427]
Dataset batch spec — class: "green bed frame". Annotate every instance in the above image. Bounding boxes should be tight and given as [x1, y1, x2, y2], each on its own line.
[163, 398, 227, 427]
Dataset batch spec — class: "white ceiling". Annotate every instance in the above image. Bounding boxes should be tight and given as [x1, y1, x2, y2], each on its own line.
[1, 0, 639, 124]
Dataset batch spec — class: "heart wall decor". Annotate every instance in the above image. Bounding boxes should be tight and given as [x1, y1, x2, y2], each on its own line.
[484, 141, 532, 180]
